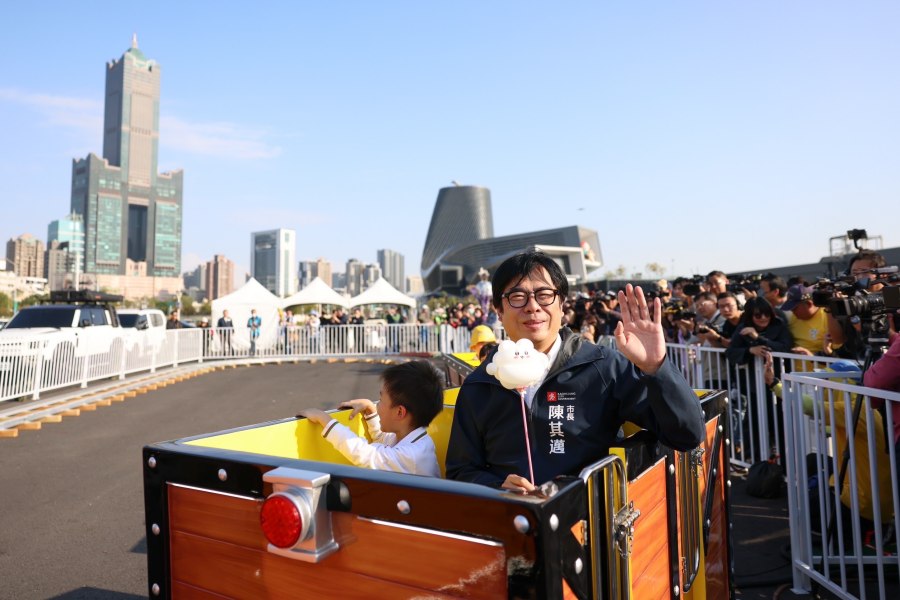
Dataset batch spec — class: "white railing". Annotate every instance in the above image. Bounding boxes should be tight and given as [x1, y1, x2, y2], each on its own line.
[782, 372, 899, 600]
[0, 324, 478, 402]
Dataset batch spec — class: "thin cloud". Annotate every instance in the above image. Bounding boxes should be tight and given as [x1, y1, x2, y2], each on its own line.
[0, 87, 101, 134]
[0, 87, 281, 161]
[160, 116, 282, 160]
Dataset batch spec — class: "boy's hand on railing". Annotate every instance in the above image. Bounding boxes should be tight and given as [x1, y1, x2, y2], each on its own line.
[297, 408, 331, 427]
[791, 346, 814, 356]
[338, 398, 376, 419]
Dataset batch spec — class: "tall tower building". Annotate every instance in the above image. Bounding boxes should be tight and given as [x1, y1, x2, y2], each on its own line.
[251, 229, 296, 297]
[70, 36, 183, 283]
[421, 185, 493, 293]
[345, 258, 363, 296]
[377, 248, 405, 291]
[46, 214, 85, 290]
[315, 258, 333, 288]
[6, 234, 45, 278]
[205, 254, 235, 300]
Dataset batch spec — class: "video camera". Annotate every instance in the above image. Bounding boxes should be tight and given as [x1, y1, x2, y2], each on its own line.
[681, 275, 706, 298]
[663, 300, 695, 321]
[811, 268, 900, 319]
[726, 274, 762, 294]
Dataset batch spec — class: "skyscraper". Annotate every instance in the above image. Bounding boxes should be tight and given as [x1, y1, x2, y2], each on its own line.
[345, 258, 363, 296]
[70, 36, 183, 287]
[205, 254, 235, 300]
[6, 234, 44, 278]
[46, 213, 85, 290]
[316, 258, 333, 288]
[251, 229, 296, 297]
[377, 248, 405, 291]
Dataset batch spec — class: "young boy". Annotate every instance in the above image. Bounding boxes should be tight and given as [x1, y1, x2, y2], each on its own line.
[299, 361, 444, 477]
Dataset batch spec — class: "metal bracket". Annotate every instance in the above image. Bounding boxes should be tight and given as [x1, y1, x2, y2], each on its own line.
[689, 446, 705, 476]
[614, 501, 641, 558]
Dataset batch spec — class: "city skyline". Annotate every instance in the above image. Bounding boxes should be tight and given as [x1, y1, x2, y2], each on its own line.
[2, 3, 899, 283]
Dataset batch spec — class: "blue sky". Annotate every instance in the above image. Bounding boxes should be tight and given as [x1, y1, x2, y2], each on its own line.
[1, 1, 898, 283]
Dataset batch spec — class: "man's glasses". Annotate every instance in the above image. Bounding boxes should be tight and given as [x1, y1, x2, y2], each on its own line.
[502, 288, 559, 308]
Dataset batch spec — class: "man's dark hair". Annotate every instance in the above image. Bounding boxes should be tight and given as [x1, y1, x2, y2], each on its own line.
[716, 292, 738, 304]
[786, 275, 806, 287]
[848, 250, 886, 272]
[478, 342, 498, 362]
[491, 250, 569, 309]
[694, 291, 717, 304]
[706, 270, 727, 281]
[761, 273, 787, 296]
[381, 361, 444, 428]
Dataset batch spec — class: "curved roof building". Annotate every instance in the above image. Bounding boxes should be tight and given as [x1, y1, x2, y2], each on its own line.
[421, 184, 602, 295]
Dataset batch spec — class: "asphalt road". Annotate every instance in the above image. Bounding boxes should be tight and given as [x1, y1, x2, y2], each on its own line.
[0, 362, 387, 600]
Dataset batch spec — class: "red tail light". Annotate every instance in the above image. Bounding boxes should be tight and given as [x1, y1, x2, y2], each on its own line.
[260, 492, 308, 548]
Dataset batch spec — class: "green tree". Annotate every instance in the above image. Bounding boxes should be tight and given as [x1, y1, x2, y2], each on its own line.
[0, 292, 11, 317]
[180, 295, 196, 316]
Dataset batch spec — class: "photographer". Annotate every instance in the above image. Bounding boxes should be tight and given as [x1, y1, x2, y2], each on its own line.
[863, 324, 900, 498]
[725, 297, 794, 366]
[827, 250, 890, 360]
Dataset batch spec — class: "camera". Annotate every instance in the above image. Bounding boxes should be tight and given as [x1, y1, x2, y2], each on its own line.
[663, 300, 694, 321]
[831, 286, 900, 319]
[812, 277, 900, 319]
[697, 323, 722, 335]
[726, 273, 762, 294]
[682, 275, 705, 297]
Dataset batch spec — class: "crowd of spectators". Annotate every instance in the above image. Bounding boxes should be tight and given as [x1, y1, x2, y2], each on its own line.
[562, 249, 896, 367]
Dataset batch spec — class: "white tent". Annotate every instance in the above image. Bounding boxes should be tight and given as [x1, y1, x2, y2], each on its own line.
[211, 278, 282, 351]
[281, 277, 349, 309]
[349, 277, 416, 309]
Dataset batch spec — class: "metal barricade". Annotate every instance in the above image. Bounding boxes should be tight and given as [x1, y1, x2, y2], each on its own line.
[782, 371, 900, 600]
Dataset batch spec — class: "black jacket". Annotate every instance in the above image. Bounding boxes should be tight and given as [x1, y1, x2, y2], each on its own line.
[445, 329, 705, 487]
[724, 317, 793, 366]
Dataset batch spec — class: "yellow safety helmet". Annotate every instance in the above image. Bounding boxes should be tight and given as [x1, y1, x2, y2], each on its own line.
[469, 325, 497, 351]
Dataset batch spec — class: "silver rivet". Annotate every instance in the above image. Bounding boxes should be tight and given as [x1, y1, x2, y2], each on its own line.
[717, 425, 723, 433]
[712, 468, 717, 478]
[397, 500, 411, 515]
[151, 583, 160, 596]
[218, 469, 227, 482]
[549, 514, 559, 531]
[724, 397, 729, 405]
[574, 557, 583, 574]
[514, 515, 530, 534]
[726, 480, 732, 488]
[668, 464, 675, 475]
[706, 519, 711, 528]
[674, 584, 680, 596]
[725, 438, 730, 446]
[147, 456, 157, 469]
[151, 523, 160, 536]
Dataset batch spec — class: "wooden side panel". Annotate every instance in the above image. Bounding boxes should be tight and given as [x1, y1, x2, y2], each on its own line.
[168, 485, 507, 599]
[703, 416, 730, 600]
[627, 459, 671, 600]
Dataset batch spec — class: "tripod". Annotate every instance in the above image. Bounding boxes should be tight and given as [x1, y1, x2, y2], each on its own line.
[824, 313, 890, 548]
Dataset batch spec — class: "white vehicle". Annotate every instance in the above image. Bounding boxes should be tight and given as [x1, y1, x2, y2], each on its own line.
[0, 291, 126, 384]
[117, 308, 167, 356]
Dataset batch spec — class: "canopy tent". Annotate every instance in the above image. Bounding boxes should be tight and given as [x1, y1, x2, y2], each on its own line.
[210, 278, 282, 351]
[281, 277, 349, 309]
[349, 277, 416, 309]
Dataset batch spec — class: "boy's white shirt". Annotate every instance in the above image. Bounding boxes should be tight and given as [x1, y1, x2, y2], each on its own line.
[322, 412, 441, 477]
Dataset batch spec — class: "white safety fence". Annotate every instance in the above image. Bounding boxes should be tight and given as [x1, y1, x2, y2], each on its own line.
[0, 324, 477, 402]
[665, 343, 852, 467]
[782, 371, 900, 600]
